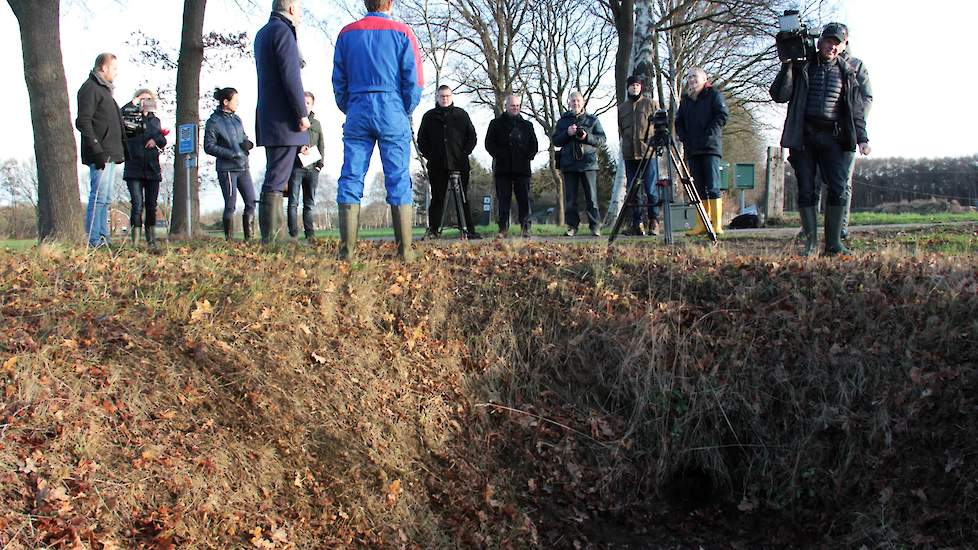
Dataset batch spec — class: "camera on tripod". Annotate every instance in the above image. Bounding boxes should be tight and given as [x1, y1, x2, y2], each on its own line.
[121, 103, 146, 139]
[775, 10, 818, 63]
[649, 109, 670, 146]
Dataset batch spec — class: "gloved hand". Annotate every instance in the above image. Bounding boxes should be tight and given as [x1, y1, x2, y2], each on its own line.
[94, 151, 109, 170]
[240, 139, 254, 151]
[314, 160, 324, 171]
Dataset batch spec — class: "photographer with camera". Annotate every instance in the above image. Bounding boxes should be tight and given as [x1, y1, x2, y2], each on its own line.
[121, 89, 167, 247]
[485, 94, 538, 238]
[771, 22, 872, 256]
[618, 75, 661, 236]
[204, 87, 257, 241]
[552, 91, 607, 237]
[76, 53, 126, 248]
[416, 85, 480, 240]
[675, 67, 729, 237]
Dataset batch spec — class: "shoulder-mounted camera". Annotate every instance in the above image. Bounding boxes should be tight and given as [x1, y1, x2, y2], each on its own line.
[775, 10, 818, 63]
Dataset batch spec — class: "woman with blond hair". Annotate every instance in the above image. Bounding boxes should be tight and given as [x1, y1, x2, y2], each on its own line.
[121, 88, 167, 247]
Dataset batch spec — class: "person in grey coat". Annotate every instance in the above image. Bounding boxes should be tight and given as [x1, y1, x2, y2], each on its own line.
[551, 91, 607, 237]
[204, 87, 257, 241]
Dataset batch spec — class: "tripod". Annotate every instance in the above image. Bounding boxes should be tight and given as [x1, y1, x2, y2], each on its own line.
[608, 124, 716, 245]
[439, 171, 471, 240]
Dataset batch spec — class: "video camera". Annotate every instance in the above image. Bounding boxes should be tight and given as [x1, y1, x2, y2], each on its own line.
[121, 102, 145, 139]
[775, 10, 818, 63]
[649, 109, 670, 146]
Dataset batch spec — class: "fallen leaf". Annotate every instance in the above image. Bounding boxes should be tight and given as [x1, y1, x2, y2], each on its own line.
[190, 299, 214, 322]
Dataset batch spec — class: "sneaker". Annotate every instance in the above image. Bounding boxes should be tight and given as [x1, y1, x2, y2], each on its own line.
[590, 227, 601, 237]
[465, 231, 483, 240]
[422, 228, 440, 240]
[564, 227, 577, 237]
[496, 226, 509, 239]
[648, 219, 659, 236]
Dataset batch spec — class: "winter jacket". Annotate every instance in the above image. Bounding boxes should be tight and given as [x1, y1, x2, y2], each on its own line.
[770, 53, 871, 152]
[254, 13, 308, 146]
[618, 95, 659, 160]
[551, 111, 607, 172]
[332, 12, 424, 116]
[75, 71, 126, 165]
[304, 112, 325, 170]
[122, 113, 166, 182]
[204, 109, 251, 172]
[675, 84, 729, 157]
[417, 104, 477, 172]
[485, 113, 538, 177]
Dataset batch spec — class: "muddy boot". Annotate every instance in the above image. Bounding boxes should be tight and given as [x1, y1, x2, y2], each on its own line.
[824, 205, 850, 256]
[337, 204, 360, 260]
[391, 204, 415, 262]
[259, 192, 284, 244]
[242, 213, 254, 242]
[145, 225, 157, 250]
[130, 226, 141, 246]
[222, 217, 233, 241]
[799, 206, 818, 257]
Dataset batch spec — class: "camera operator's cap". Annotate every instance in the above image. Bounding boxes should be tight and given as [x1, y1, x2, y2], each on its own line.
[821, 22, 848, 43]
[626, 75, 644, 87]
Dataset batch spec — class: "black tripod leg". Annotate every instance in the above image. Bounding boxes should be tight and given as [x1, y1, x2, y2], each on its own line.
[670, 143, 716, 243]
[609, 152, 655, 244]
[454, 183, 468, 239]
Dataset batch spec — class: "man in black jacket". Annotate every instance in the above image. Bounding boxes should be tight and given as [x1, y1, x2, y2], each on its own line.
[287, 91, 325, 240]
[416, 85, 480, 239]
[485, 94, 538, 238]
[676, 67, 729, 237]
[76, 53, 126, 247]
[552, 91, 607, 237]
[771, 22, 871, 256]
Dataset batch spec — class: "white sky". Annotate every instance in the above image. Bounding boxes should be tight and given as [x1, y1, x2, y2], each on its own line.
[0, 0, 975, 211]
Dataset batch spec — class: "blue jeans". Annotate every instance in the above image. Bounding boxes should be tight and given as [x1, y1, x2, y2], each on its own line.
[562, 170, 600, 230]
[686, 154, 721, 200]
[287, 166, 319, 237]
[85, 163, 115, 246]
[624, 159, 660, 225]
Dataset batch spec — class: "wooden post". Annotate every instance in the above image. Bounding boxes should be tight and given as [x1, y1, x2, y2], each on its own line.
[764, 146, 785, 220]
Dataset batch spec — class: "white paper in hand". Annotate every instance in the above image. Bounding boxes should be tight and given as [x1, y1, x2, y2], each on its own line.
[298, 147, 322, 168]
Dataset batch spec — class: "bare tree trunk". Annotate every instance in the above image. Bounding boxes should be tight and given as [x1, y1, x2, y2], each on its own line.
[7, 0, 83, 243]
[170, 0, 206, 237]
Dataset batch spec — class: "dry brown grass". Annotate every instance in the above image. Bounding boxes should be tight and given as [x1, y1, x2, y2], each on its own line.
[1, 233, 976, 548]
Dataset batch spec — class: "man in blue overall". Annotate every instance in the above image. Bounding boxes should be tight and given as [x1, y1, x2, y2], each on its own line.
[333, 0, 424, 261]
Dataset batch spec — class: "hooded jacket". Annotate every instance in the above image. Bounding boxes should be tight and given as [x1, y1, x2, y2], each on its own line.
[551, 111, 607, 172]
[485, 112, 538, 176]
[675, 84, 729, 157]
[416, 103, 477, 172]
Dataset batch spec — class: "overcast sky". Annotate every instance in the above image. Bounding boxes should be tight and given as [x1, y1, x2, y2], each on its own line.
[1, 0, 975, 211]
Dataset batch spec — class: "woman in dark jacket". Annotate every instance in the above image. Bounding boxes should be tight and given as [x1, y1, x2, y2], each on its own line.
[675, 67, 729, 236]
[122, 89, 167, 247]
[204, 87, 256, 241]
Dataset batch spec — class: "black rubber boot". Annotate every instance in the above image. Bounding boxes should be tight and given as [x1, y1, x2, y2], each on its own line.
[222, 217, 233, 241]
[145, 225, 157, 249]
[824, 205, 850, 256]
[242, 213, 254, 242]
[799, 206, 818, 257]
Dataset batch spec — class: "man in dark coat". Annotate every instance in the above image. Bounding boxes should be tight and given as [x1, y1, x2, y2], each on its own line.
[287, 91, 325, 240]
[771, 22, 871, 255]
[416, 85, 479, 239]
[485, 94, 538, 238]
[76, 53, 126, 247]
[551, 91, 607, 237]
[676, 67, 729, 237]
[255, 0, 309, 243]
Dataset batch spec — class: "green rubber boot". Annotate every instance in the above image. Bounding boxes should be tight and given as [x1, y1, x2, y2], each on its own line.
[824, 205, 850, 256]
[337, 204, 360, 261]
[391, 204, 415, 262]
[799, 206, 818, 257]
[259, 192, 284, 244]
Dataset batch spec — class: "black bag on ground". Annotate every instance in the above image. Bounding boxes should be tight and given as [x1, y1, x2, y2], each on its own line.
[729, 213, 760, 229]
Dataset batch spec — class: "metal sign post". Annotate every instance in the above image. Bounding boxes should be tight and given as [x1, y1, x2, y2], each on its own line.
[177, 124, 197, 238]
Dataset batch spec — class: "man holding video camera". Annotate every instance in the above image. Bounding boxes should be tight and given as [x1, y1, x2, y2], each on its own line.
[771, 22, 872, 256]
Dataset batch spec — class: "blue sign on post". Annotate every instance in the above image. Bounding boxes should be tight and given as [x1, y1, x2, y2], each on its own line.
[177, 123, 196, 154]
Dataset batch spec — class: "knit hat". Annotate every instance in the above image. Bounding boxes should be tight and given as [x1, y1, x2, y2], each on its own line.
[626, 75, 644, 89]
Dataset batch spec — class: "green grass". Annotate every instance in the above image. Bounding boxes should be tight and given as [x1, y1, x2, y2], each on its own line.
[0, 239, 34, 251]
[771, 210, 978, 227]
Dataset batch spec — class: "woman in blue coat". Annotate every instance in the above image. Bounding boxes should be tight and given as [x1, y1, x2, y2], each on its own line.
[204, 87, 256, 241]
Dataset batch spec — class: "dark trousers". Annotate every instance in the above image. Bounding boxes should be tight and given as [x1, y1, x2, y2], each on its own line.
[686, 154, 721, 200]
[623, 159, 660, 224]
[494, 173, 531, 228]
[262, 145, 300, 194]
[562, 170, 600, 230]
[428, 168, 476, 233]
[287, 166, 319, 237]
[789, 128, 854, 208]
[126, 179, 160, 230]
[218, 170, 257, 220]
